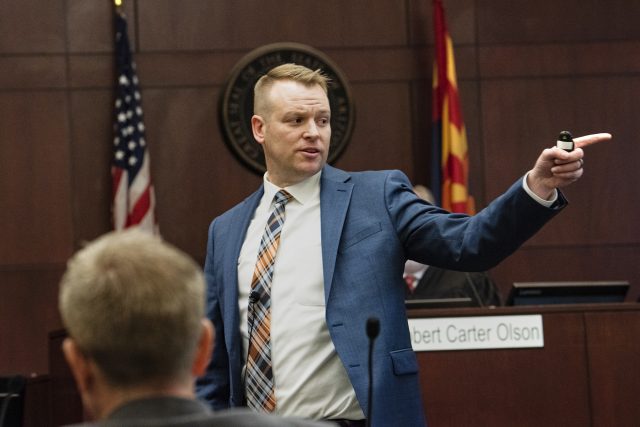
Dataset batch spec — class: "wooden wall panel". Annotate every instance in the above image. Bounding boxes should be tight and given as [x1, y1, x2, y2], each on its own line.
[137, 0, 408, 51]
[0, 0, 65, 53]
[457, 80, 484, 205]
[479, 42, 640, 78]
[335, 83, 413, 173]
[331, 48, 427, 83]
[0, 269, 63, 375]
[408, 78, 433, 189]
[408, 0, 477, 45]
[67, 0, 136, 53]
[585, 311, 640, 426]
[0, 92, 74, 265]
[0, 90, 73, 376]
[68, 90, 114, 246]
[0, 56, 66, 90]
[135, 52, 241, 87]
[68, 55, 114, 89]
[478, 0, 640, 44]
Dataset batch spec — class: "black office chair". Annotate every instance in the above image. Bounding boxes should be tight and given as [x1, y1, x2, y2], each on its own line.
[0, 375, 26, 427]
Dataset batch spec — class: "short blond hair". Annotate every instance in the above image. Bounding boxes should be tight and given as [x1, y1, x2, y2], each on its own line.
[58, 229, 205, 387]
[254, 63, 330, 116]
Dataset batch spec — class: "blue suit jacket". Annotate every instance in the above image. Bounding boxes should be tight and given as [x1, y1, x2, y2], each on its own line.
[196, 165, 566, 426]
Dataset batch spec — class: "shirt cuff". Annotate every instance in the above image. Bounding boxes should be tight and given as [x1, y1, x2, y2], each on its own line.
[522, 173, 557, 208]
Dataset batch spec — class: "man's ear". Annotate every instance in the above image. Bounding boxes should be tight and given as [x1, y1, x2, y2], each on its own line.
[251, 115, 266, 145]
[62, 337, 93, 395]
[192, 319, 214, 377]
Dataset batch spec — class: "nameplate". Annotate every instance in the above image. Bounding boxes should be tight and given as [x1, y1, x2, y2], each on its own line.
[408, 315, 544, 351]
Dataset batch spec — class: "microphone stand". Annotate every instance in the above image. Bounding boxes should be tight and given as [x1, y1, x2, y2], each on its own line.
[366, 318, 380, 427]
[464, 272, 485, 307]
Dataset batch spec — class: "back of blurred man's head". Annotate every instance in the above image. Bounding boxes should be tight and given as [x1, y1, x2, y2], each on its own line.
[58, 229, 212, 419]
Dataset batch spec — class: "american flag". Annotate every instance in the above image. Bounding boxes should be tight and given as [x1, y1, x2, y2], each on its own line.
[111, 12, 158, 233]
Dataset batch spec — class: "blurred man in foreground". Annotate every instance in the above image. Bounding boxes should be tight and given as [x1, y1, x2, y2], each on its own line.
[58, 229, 331, 426]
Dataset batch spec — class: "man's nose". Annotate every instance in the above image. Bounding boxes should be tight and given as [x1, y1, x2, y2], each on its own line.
[303, 120, 319, 138]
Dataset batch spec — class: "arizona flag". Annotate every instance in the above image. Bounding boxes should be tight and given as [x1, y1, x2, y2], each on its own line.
[431, 0, 475, 214]
[111, 11, 158, 233]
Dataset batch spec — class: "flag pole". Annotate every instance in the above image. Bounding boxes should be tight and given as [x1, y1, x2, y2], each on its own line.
[431, 0, 475, 215]
[114, 0, 124, 16]
[111, 0, 159, 234]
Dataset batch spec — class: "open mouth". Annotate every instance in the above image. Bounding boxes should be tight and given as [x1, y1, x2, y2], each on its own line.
[300, 147, 320, 156]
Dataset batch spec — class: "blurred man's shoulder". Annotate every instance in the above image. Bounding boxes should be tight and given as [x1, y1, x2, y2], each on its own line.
[67, 407, 334, 427]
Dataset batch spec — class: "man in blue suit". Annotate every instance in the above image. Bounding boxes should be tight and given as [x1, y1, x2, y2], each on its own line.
[196, 63, 610, 426]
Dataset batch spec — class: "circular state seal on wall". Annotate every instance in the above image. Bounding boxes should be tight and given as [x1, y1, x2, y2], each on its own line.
[219, 42, 355, 175]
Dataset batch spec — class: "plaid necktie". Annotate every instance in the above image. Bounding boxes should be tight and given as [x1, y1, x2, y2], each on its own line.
[246, 189, 293, 412]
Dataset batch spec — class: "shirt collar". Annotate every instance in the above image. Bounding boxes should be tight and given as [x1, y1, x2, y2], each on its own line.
[263, 170, 322, 205]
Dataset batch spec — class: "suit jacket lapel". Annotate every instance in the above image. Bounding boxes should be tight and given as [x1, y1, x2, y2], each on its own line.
[320, 166, 353, 300]
[225, 187, 264, 347]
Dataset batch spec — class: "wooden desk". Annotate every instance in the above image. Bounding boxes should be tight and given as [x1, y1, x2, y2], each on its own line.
[409, 303, 640, 427]
[31, 304, 640, 426]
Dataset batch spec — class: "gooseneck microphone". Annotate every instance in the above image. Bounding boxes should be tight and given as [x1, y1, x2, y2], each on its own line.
[249, 290, 260, 304]
[464, 273, 485, 308]
[366, 317, 380, 340]
[247, 290, 260, 341]
[366, 317, 380, 427]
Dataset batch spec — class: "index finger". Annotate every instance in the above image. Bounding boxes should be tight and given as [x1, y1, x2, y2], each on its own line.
[574, 133, 612, 148]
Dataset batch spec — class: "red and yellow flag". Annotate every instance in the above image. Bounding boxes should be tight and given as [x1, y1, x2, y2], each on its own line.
[431, 0, 475, 214]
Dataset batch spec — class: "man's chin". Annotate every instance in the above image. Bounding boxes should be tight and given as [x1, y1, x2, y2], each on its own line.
[299, 162, 324, 177]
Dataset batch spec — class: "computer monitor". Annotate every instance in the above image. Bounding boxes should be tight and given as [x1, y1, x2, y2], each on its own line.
[507, 281, 630, 306]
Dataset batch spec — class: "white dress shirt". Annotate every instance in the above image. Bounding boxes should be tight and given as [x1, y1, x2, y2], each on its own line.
[237, 170, 363, 420]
